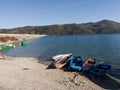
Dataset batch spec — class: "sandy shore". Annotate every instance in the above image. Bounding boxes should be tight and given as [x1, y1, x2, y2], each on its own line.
[0, 33, 46, 45]
[0, 57, 104, 90]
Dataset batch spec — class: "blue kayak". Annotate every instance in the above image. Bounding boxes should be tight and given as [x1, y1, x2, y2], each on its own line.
[69, 56, 83, 71]
[90, 61, 111, 78]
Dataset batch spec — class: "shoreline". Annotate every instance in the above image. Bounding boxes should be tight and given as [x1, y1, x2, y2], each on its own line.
[0, 56, 119, 90]
[0, 33, 47, 59]
[0, 33, 47, 45]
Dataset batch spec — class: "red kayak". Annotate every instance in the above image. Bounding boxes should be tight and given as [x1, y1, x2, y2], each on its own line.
[83, 58, 96, 68]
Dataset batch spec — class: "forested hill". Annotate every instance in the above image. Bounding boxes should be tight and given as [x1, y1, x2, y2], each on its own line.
[0, 20, 120, 35]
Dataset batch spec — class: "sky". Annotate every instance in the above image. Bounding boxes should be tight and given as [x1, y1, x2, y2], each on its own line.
[0, 0, 120, 29]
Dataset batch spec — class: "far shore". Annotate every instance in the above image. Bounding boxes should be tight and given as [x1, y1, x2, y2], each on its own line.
[0, 33, 47, 45]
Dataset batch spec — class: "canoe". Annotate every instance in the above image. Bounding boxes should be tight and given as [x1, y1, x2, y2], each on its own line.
[21, 41, 27, 46]
[83, 58, 96, 67]
[0, 44, 15, 50]
[82, 58, 96, 73]
[53, 53, 72, 61]
[90, 61, 111, 78]
[55, 54, 72, 69]
[47, 54, 72, 69]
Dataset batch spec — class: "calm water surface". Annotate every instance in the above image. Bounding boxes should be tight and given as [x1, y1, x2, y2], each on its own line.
[1, 34, 120, 69]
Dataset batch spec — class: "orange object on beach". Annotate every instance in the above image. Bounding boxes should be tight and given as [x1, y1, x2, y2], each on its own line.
[83, 58, 96, 67]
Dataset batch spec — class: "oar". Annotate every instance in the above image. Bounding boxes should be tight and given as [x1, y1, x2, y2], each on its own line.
[106, 74, 120, 83]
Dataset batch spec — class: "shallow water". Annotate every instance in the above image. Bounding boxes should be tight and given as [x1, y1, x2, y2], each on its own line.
[1, 34, 120, 69]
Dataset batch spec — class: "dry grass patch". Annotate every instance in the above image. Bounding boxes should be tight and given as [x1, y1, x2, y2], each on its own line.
[0, 36, 18, 42]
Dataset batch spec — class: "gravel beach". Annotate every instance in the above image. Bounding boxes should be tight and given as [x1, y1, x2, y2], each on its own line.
[0, 57, 104, 90]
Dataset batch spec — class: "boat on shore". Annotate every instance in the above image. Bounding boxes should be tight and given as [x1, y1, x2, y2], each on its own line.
[55, 54, 72, 69]
[48, 54, 112, 78]
[47, 53, 72, 69]
[0, 44, 15, 50]
[52, 53, 72, 61]
[89, 61, 111, 78]
[69, 56, 83, 71]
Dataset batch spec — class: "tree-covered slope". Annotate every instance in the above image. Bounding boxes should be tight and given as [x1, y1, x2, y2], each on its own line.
[0, 20, 120, 35]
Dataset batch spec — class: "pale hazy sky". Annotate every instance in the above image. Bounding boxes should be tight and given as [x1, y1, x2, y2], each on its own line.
[0, 0, 120, 28]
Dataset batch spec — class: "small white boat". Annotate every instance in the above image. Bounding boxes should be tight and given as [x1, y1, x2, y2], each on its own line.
[52, 53, 72, 61]
[55, 54, 72, 69]
[47, 53, 72, 69]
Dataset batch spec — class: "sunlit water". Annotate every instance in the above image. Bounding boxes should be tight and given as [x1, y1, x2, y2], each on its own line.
[1, 34, 120, 69]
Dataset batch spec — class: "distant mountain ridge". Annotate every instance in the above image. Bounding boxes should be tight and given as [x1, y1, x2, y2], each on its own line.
[0, 20, 120, 35]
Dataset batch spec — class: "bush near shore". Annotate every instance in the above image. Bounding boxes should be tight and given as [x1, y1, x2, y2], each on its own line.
[0, 36, 18, 42]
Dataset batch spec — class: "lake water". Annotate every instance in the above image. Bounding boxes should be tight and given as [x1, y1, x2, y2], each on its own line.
[1, 34, 120, 69]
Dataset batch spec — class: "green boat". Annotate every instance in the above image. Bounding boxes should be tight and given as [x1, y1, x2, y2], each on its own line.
[0, 44, 15, 50]
[21, 41, 27, 46]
